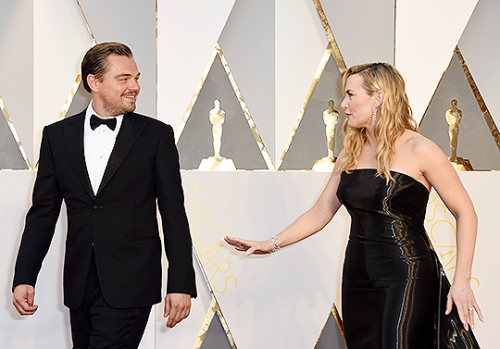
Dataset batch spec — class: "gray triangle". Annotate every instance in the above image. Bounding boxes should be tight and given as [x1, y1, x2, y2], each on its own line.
[65, 82, 92, 118]
[315, 312, 347, 349]
[77, 0, 157, 118]
[0, 109, 28, 169]
[177, 54, 268, 170]
[218, 0, 276, 164]
[280, 55, 347, 170]
[419, 53, 500, 170]
[199, 313, 233, 349]
[321, 0, 395, 66]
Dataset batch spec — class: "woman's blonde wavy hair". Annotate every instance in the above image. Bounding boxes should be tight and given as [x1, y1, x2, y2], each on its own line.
[339, 62, 418, 182]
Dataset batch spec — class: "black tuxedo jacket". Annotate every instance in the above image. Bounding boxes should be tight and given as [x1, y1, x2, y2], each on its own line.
[13, 110, 196, 309]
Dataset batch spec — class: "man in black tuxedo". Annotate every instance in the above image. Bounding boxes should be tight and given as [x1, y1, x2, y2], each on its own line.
[12, 42, 196, 348]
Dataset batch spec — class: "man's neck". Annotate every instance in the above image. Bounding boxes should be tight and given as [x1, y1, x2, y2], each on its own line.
[91, 99, 114, 119]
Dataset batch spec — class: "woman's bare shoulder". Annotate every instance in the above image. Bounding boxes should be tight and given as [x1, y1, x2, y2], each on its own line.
[402, 130, 441, 155]
[402, 130, 450, 174]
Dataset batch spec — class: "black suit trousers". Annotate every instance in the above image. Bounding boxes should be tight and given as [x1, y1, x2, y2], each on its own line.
[69, 251, 151, 349]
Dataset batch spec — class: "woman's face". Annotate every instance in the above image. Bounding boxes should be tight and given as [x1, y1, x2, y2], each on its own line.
[341, 74, 376, 129]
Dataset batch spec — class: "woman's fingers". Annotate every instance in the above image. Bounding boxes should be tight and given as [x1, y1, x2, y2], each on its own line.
[224, 236, 251, 250]
[473, 301, 484, 323]
[224, 236, 273, 255]
[447, 283, 484, 331]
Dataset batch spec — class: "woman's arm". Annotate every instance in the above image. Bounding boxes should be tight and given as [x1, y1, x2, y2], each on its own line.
[416, 137, 484, 330]
[225, 150, 346, 255]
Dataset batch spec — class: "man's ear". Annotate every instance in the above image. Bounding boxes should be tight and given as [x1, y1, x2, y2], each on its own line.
[87, 74, 98, 93]
[373, 90, 384, 108]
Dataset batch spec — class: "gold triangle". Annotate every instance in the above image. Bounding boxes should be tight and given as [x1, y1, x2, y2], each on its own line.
[58, 74, 84, 121]
[176, 43, 275, 171]
[277, 42, 345, 170]
[277, 1, 347, 170]
[0, 94, 32, 170]
[419, 46, 500, 169]
[455, 46, 500, 152]
[314, 303, 345, 348]
[312, 0, 347, 75]
[192, 248, 237, 349]
[75, 0, 97, 44]
[194, 297, 237, 349]
[55, 1, 97, 123]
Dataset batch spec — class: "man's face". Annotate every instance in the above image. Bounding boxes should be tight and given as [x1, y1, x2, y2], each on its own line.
[92, 53, 141, 117]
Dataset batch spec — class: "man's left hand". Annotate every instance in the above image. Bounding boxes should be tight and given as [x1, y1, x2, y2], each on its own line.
[164, 293, 191, 328]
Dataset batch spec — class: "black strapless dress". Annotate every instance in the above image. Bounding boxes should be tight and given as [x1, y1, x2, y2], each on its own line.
[337, 169, 480, 349]
[337, 169, 438, 348]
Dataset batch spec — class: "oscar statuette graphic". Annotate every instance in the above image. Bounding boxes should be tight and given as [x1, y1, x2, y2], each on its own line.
[445, 99, 472, 170]
[313, 100, 338, 171]
[198, 99, 236, 171]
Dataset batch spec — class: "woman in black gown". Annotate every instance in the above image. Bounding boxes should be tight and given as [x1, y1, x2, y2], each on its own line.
[225, 63, 483, 348]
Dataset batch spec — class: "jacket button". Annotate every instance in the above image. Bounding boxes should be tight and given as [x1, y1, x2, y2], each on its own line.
[93, 205, 100, 210]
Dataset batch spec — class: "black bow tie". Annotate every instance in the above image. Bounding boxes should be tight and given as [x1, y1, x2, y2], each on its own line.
[90, 114, 117, 131]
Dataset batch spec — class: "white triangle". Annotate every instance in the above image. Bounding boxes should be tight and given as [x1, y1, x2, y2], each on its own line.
[33, 0, 93, 160]
[395, 0, 478, 123]
[321, 0, 395, 67]
[275, 0, 329, 164]
[158, 0, 236, 127]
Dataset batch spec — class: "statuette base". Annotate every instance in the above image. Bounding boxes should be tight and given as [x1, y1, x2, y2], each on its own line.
[449, 157, 473, 171]
[312, 157, 336, 172]
[198, 156, 236, 171]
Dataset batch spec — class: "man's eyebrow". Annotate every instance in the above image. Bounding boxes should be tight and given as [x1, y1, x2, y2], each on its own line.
[114, 72, 141, 78]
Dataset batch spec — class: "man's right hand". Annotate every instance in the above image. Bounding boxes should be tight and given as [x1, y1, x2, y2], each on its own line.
[13, 284, 38, 316]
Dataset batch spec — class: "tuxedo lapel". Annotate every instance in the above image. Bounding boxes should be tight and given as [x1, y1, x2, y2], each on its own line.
[96, 113, 146, 196]
[63, 111, 95, 200]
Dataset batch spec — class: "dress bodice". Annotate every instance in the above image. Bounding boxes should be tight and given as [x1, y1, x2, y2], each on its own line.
[337, 169, 430, 242]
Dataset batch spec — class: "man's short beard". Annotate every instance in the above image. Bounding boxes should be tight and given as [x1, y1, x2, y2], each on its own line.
[101, 95, 136, 116]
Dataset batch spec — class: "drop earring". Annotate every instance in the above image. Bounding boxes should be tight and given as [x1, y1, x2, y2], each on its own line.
[372, 106, 377, 125]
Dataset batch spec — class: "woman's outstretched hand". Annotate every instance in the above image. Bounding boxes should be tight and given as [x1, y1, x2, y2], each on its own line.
[224, 236, 274, 256]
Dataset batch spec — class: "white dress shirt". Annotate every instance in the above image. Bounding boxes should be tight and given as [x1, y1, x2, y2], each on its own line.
[84, 102, 123, 195]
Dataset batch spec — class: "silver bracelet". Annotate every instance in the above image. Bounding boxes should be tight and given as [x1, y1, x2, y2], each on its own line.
[268, 235, 281, 253]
